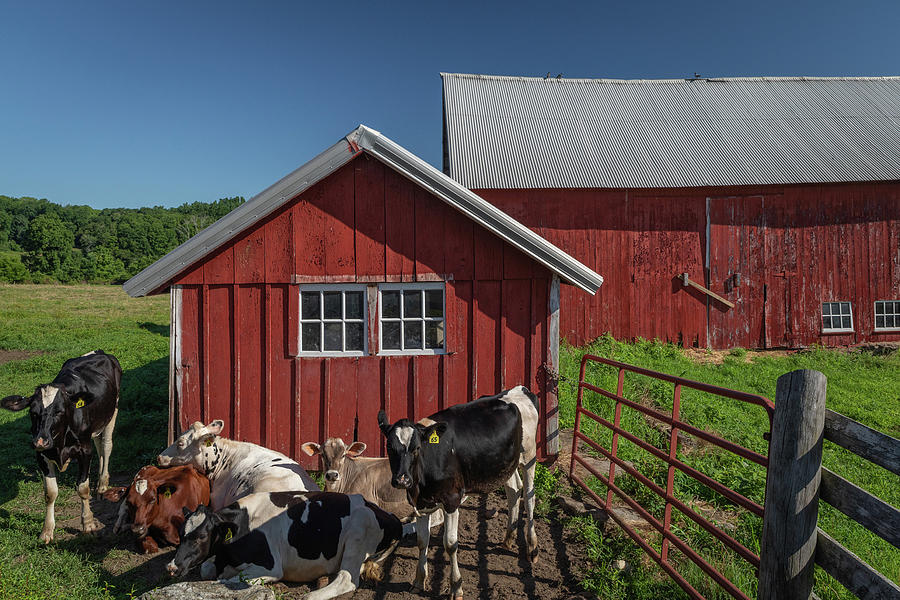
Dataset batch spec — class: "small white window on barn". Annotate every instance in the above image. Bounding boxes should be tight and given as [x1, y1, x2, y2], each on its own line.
[822, 301, 853, 333]
[299, 285, 367, 356]
[379, 283, 446, 355]
[874, 300, 900, 331]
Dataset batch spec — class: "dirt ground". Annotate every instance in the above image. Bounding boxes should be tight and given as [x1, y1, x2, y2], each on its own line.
[57, 485, 593, 599]
[0, 349, 44, 365]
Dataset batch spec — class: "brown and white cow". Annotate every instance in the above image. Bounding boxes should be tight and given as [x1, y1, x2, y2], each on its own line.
[1, 350, 121, 543]
[104, 464, 210, 553]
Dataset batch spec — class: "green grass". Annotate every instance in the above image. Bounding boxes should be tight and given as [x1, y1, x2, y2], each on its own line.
[559, 334, 900, 600]
[0, 284, 170, 599]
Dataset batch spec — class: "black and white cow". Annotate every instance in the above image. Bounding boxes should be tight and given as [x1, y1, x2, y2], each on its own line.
[378, 385, 539, 600]
[1, 350, 121, 543]
[157, 419, 319, 509]
[167, 491, 412, 600]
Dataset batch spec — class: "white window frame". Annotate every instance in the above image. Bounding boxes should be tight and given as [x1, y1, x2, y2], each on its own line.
[378, 282, 446, 356]
[874, 300, 900, 332]
[298, 284, 368, 357]
[822, 301, 854, 333]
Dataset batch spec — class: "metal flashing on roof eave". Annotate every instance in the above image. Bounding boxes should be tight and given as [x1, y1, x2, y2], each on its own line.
[124, 124, 602, 298]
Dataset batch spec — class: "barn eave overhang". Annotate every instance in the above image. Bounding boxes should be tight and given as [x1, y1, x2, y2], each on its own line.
[123, 125, 603, 298]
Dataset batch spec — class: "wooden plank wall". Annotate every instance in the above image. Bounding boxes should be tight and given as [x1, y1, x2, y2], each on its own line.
[174, 154, 555, 468]
[478, 183, 900, 349]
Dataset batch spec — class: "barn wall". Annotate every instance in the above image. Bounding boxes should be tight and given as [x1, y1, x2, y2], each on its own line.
[173, 154, 556, 467]
[478, 182, 900, 349]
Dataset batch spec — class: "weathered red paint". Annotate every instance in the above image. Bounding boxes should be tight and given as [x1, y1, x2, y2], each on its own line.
[168, 153, 557, 467]
[478, 183, 900, 349]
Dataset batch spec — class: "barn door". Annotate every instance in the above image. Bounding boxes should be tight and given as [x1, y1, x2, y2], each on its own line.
[707, 197, 766, 349]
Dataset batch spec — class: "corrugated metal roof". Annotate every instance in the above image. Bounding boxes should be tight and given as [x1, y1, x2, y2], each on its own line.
[123, 125, 603, 298]
[441, 73, 900, 189]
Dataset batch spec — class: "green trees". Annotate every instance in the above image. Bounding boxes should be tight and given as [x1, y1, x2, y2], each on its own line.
[0, 195, 244, 284]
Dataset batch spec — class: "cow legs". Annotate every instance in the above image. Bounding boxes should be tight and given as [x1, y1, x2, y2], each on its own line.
[444, 509, 462, 600]
[76, 455, 101, 534]
[304, 569, 357, 600]
[412, 513, 430, 591]
[94, 407, 117, 495]
[522, 455, 538, 562]
[37, 456, 58, 543]
[503, 469, 523, 550]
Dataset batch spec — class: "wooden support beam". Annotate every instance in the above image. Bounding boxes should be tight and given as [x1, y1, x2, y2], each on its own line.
[680, 272, 735, 309]
[824, 409, 900, 476]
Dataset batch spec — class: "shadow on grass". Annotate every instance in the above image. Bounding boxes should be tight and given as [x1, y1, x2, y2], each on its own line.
[139, 322, 170, 338]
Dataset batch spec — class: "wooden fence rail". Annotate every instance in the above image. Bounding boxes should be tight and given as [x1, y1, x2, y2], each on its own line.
[758, 370, 900, 600]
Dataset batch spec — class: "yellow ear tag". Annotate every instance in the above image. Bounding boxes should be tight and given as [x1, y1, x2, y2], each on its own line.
[205, 439, 213, 447]
[224, 529, 233, 542]
[163, 489, 172, 498]
[75, 398, 85, 409]
[429, 431, 440, 444]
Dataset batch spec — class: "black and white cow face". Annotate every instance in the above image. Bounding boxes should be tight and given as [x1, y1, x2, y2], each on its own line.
[300, 438, 366, 488]
[168, 505, 236, 577]
[377, 412, 446, 490]
[1, 384, 73, 451]
[158, 420, 224, 472]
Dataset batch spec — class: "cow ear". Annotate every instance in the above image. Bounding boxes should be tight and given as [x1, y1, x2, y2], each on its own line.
[1, 395, 30, 412]
[206, 420, 224, 436]
[346, 442, 366, 457]
[216, 522, 237, 544]
[420, 422, 448, 439]
[102, 487, 127, 502]
[300, 442, 321, 457]
[377, 410, 391, 436]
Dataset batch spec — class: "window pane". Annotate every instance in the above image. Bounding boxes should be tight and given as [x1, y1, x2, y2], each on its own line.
[875, 302, 885, 315]
[404, 291, 422, 318]
[323, 292, 342, 319]
[302, 323, 321, 351]
[404, 320, 423, 349]
[821, 303, 830, 316]
[842, 317, 851, 329]
[822, 316, 832, 329]
[382, 291, 400, 318]
[890, 302, 898, 314]
[876, 316, 885, 328]
[425, 290, 443, 317]
[346, 322, 364, 351]
[345, 292, 364, 320]
[301, 292, 320, 320]
[840, 302, 850, 315]
[886, 316, 895, 328]
[382, 321, 401, 350]
[425, 321, 445, 349]
[324, 323, 342, 351]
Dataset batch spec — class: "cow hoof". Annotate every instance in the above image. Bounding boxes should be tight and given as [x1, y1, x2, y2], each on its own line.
[503, 535, 516, 551]
[82, 519, 102, 534]
[39, 530, 54, 544]
[411, 580, 425, 593]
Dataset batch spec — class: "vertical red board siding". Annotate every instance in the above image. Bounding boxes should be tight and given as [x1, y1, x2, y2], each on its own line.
[474, 233, 503, 281]
[355, 356, 382, 454]
[234, 229, 265, 284]
[266, 285, 293, 456]
[237, 285, 264, 444]
[206, 285, 234, 436]
[326, 359, 357, 443]
[385, 356, 414, 423]
[445, 280, 473, 406]
[530, 278, 549, 455]
[501, 279, 531, 390]
[473, 281, 501, 397]
[414, 356, 441, 418]
[444, 208, 475, 281]
[265, 208, 294, 283]
[414, 187, 445, 277]
[204, 246, 234, 285]
[355, 157, 386, 278]
[323, 166, 356, 276]
[295, 182, 327, 278]
[178, 286, 202, 432]
[383, 168, 416, 281]
[297, 359, 324, 470]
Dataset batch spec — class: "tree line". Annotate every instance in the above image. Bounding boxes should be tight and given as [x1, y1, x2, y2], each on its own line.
[0, 195, 245, 284]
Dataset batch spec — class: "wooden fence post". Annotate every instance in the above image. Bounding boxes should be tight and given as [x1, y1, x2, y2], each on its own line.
[758, 370, 827, 600]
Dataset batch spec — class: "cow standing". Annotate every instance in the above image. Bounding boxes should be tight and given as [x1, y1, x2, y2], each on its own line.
[157, 419, 319, 509]
[103, 464, 210, 553]
[1, 350, 121, 543]
[167, 491, 411, 600]
[378, 385, 539, 600]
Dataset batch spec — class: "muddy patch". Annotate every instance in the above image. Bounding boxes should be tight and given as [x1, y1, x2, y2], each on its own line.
[0, 349, 45, 365]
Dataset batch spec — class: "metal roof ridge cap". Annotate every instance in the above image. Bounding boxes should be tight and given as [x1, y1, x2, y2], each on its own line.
[441, 72, 900, 83]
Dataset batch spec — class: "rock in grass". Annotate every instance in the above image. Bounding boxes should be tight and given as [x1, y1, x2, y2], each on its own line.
[137, 581, 274, 600]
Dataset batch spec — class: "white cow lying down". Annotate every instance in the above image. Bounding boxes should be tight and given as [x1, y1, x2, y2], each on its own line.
[167, 490, 413, 600]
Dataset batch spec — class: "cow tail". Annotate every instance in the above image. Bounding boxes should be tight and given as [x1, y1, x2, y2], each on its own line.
[362, 534, 403, 582]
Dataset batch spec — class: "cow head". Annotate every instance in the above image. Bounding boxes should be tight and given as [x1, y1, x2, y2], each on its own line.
[104, 465, 163, 535]
[158, 420, 224, 472]
[301, 438, 366, 490]
[2, 384, 76, 451]
[167, 505, 236, 578]
[377, 411, 446, 491]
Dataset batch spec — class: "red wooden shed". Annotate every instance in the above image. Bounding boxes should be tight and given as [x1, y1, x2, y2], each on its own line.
[442, 74, 900, 349]
[125, 125, 603, 466]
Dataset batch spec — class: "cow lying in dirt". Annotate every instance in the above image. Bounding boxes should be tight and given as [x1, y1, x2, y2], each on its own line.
[158, 419, 319, 509]
[103, 464, 210, 553]
[167, 491, 412, 600]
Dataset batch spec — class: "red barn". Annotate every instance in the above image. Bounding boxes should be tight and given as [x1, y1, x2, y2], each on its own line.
[442, 74, 900, 348]
[125, 125, 602, 465]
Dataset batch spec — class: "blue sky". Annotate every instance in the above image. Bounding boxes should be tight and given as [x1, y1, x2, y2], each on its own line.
[2, 0, 898, 209]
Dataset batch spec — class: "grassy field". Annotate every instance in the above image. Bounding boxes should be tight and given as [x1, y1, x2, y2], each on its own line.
[557, 334, 899, 600]
[0, 284, 896, 599]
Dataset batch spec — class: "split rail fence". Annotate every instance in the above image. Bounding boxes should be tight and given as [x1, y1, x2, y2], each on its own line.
[569, 354, 900, 600]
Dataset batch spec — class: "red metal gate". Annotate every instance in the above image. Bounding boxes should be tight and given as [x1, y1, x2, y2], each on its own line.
[569, 354, 775, 599]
